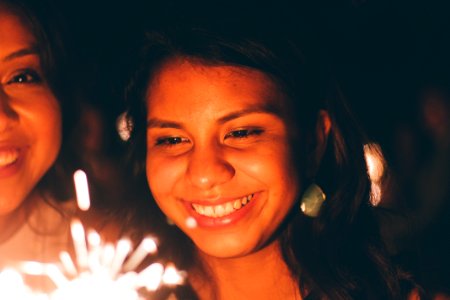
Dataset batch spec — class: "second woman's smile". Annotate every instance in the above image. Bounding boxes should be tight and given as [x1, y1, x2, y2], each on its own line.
[190, 193, 254, 218]
[146, 58, 299, 258]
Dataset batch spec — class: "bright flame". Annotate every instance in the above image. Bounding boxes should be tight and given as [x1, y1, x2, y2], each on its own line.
[162, 263, 185, 285]
[123, 236, 158, 272]
[73, 170, 91, 211]
[71, 219, 89, 269]
[0, 170, 185, 299]
[11, 226, 185, 300]
[50, 273, 140, 300]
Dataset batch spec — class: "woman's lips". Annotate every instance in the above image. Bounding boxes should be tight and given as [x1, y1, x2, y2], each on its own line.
[191, 194, 253, 218]
[0, 148, 20, 167]
[0, 147, 23, 178]
[184, 193, 258, 228]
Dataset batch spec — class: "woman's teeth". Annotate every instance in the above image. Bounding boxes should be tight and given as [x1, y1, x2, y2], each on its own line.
[0, 149, 19, 167]
[192, 194, 254, 218]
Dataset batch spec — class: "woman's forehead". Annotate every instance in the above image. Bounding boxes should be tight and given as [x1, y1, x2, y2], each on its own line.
[147, 58, 288, 108]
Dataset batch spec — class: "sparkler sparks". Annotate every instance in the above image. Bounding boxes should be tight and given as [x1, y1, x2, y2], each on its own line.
[0, 170, 186, 299]
[185, 216, 197, 229]
[73, 170, 91, 211]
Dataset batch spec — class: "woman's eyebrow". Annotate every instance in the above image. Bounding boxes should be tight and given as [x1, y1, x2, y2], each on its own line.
[146, 103, 281, 129]
[2, 46, 38, 62]
[217, 103, 281, 124]
[147, 118, 183, 129]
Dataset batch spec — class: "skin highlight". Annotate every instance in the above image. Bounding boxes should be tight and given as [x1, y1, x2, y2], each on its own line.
[0, 10, 62, 242]
[144, 58, 331, 299]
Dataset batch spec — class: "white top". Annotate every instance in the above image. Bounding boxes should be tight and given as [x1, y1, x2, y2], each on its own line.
[0, 199, 76, 292]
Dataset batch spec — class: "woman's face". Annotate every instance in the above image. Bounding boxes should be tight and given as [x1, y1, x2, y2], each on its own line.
[145, 59, 300, 258]
[0, 11, 62, 214]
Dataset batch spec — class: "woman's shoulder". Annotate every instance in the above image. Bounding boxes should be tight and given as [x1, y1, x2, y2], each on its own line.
[0, 198, 74, 265]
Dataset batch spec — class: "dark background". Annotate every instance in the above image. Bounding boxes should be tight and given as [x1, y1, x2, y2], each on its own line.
[52, 0, 450, 293]
[55, 0, 450, 148]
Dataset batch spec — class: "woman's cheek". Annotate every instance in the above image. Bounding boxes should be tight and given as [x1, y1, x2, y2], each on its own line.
[146, 155, 183, 196]
[232, 144, 290, 178]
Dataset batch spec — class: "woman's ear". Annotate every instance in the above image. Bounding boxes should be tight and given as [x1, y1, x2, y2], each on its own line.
[307, 110, 331, 176]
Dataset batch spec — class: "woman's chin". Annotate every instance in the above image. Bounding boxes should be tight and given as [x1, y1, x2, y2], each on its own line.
[193, 237, 257, 259]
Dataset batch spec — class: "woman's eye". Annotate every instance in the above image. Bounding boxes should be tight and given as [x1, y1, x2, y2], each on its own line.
[7, 69, 43, 84]
[155, 136, 189, 146]
[225, 128, 264, 139]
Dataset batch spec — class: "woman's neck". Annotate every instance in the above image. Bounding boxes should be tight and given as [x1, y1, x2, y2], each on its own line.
[0, 190, 39, 244]
[190, 240, 300, 300]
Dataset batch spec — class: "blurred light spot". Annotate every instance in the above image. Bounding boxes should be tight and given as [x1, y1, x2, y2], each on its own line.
[364, 143, 386, 206]
[185, 217, 197, 229]
[116, 112, 132, 141]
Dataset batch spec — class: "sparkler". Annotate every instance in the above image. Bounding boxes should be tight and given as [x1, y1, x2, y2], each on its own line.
[0, 169, 185, 299]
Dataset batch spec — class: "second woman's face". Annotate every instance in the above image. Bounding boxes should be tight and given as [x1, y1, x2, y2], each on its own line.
[146, 59, 300, 258]
[0, 11, 62, 214]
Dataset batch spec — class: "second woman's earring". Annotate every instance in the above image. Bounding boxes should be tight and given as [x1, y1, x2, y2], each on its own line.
[300, 183, 326, 217]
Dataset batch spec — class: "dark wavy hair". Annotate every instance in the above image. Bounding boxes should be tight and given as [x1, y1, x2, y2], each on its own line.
[125, 21, 410, 299]
[1, 0, 79, 201]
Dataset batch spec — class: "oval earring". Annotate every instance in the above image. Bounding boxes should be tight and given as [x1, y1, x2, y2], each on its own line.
[300, 183, 326, 217]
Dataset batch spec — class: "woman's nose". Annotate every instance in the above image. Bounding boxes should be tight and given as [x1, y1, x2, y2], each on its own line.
[0, 90, 18, 133]
[186, 143, 235, 190]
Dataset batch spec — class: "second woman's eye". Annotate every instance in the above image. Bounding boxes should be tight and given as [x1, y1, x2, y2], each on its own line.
[155, 136, 189, 147]
[224, 128, 264, 139]
[7, 69, 43, 85]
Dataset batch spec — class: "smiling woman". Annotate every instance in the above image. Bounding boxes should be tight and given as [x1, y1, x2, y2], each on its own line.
[125, 20, 418, 299]
[0, 0, 102, 291]
[0, 5, 62, 231]
[145, 61, 300, 259]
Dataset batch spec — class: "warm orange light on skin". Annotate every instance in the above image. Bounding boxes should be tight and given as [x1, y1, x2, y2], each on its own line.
[0, 10, 61, 240]
[145, 59, 300, 259]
